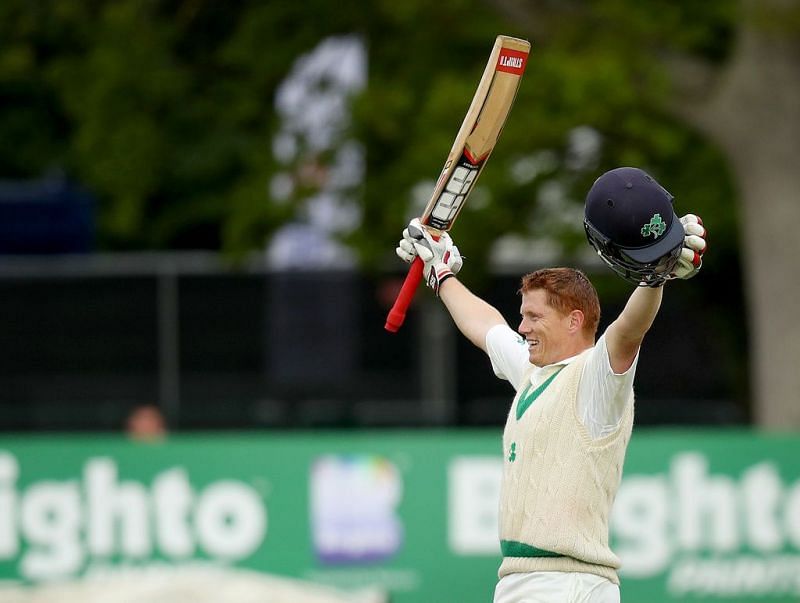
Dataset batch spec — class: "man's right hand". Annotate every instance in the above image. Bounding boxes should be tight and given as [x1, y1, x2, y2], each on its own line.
[396, 218, 462, 295]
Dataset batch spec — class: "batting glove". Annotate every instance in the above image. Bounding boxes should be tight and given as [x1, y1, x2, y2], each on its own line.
[396, 218, 462, 295]
[669, 214, 707, 280]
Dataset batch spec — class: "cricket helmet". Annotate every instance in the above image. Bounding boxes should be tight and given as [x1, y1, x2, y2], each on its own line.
[584, 167, 685, 286]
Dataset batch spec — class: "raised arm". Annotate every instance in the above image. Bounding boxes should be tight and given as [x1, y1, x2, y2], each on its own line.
[438, 278, 506, 351]
[396, 219, 506, 351]
[603, 213, 708, 374]
[604, 285, 663, 374]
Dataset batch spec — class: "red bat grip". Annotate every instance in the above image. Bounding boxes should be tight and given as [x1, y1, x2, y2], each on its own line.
[384, 257, 424, 332]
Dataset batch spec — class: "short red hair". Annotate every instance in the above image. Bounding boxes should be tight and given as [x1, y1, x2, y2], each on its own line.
[519, 268, 601, 338]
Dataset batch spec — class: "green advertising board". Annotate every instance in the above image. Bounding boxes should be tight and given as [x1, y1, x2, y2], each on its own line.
[0, 429, 798, 602]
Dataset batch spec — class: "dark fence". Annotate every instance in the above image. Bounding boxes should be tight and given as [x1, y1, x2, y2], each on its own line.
[0, 253, 747, 432]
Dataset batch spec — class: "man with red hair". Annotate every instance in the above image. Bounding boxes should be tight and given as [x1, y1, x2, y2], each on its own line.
[396, 167, 707, 602]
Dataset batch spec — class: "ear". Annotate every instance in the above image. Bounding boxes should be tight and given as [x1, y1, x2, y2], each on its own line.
[567, 310, 585, 334]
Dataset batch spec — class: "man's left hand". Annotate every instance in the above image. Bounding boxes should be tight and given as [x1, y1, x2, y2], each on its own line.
[670, 214, 707, 280]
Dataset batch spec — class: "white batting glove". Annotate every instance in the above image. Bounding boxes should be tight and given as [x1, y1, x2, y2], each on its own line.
[396, 222, 421, 264]
[670, 214, 707, 280]
[396, 218, 462, 295]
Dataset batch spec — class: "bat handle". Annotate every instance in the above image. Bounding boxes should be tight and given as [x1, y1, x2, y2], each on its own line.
[384, 257, 424, 332]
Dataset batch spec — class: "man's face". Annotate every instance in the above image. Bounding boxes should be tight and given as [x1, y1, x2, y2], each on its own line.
[517, 288, 572, 367]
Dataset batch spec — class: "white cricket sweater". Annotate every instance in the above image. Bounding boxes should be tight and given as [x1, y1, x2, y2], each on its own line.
[497, 348, 634, 585]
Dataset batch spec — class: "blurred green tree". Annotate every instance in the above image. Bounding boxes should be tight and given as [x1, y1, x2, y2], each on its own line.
[0, 0, 738, 257]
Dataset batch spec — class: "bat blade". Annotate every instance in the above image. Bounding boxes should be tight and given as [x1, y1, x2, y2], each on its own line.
[385, 35, 530, 333]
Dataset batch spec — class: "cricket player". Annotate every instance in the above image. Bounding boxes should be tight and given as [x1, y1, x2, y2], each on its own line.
[396, 167, 707, 602]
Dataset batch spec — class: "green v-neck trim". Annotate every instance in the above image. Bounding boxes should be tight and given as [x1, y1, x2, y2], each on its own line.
[516, 366, 566, 420]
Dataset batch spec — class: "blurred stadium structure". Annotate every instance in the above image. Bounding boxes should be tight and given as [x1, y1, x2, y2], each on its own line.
[0, 174, 94, 255]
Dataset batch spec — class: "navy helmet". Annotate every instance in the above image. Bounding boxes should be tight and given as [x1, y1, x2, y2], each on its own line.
[584, 167, 685, 286]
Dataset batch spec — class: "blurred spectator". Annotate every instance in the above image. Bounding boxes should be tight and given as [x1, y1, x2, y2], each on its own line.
[125, 404, 167, 442]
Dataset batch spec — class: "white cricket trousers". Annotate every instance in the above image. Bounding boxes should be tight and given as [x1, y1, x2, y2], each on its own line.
[493, 571, 620, 603]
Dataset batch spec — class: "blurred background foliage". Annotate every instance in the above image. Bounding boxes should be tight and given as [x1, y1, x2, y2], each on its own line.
[0, 0, 739, 259]
[0, 0, 748, 407]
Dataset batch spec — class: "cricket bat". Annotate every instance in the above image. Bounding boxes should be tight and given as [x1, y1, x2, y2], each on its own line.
[385, 35, 530, 332]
